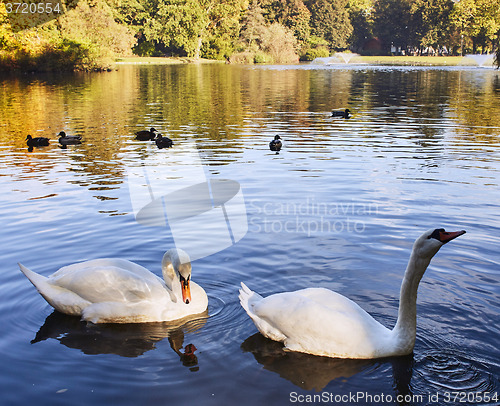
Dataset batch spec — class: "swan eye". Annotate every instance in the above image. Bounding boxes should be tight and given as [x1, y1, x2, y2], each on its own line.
[428, 228, 445, 240]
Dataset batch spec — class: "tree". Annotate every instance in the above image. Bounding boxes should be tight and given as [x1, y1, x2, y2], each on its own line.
[450, 0, 500, 53]
[348, 0, 374, 51]
[141, 0, 242, 59]
[372, 0, 412, 52]
[260, 0, 311, 43]
[410, 0, 454, 50]
[307, 0, 352, 49]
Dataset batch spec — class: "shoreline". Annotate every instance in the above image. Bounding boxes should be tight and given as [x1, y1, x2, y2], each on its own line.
[114, 55, 496, 68]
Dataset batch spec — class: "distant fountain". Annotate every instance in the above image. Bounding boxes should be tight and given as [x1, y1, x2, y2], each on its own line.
[311, 53, 359, 65]
[311, 56, 338, 65]
[335, 52, 358, 64]
[464, 54, 494, 67]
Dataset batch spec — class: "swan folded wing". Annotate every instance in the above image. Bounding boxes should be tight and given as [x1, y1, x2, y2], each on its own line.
[253, 288, 390, 358]
[49, 263, 166, 304]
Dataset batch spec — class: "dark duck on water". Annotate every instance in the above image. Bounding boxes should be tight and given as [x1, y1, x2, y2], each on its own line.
[155, 134, 174, 149]
[58, 131, 82, 145]
[26, 135, 49, 148]
[135, 128, 157, 141]
[331, 108, 351, 118]
[269, 135, 282, 152]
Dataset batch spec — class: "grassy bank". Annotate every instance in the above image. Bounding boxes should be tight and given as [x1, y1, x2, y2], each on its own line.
[354, 55, 495, 66]
[114, 55, 496, 67]
[114, 56, 225, 65]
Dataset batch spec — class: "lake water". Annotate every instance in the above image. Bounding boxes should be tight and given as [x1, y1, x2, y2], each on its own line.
[0, 63, 499, 405]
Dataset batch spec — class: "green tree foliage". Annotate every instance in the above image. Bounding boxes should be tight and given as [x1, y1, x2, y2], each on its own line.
[372, 0, 412, 51]
[260, 0, 311, 42]
[306, 0, 352, 49]
[0, 0, 135, 71]
[371, 0, 500, 55]
[450, 0, 500, 53]
[234, 0, 299, 63]
[138, 0, 243, 59]
[347, 0, 374, 51]
[410, 0, 454, 48]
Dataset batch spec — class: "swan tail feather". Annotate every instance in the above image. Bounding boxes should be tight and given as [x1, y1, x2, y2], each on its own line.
[239, 282, 287, 343]
[18, 263, 89, 317]
[18, 263, 48, 290]
[238, 282, 262, 315]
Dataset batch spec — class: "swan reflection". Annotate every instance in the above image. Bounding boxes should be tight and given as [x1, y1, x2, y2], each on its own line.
[242, 333, 414, 397]
[241, 333, 374, 391]
[32, 310, 208, 368]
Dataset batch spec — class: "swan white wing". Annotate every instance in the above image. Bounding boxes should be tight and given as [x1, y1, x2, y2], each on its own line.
[252, 288, 392, 358]
[51, 258, 160, 283]
[49, 259, 166, 304]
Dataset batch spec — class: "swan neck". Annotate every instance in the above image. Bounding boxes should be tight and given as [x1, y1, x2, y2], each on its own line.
[162, 255, 181, 300]
[393, 250, 432, 347]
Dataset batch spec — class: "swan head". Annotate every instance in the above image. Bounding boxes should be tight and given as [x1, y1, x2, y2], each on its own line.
[414, 228, 466, 259]
[162, 249, 192, 304]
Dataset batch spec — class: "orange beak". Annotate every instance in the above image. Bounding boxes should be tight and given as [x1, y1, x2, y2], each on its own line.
[181, 278, 191, 304]
[439, 230, 466, 243]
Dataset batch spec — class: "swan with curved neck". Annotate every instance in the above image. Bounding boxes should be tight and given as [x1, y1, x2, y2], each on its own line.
[19, 248, 208, 324]
[239, 228, 465, 359]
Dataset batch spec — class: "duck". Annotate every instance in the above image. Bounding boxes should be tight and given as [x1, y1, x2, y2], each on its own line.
[239, 228, 466, 359]
[331, 108, 350, 118]
[269, 135, 282, 152]
[135, 127, 157, 141]
[155, 134, 174, 149]
[58, 131, 82, 145]
[19, 248, 208, 324]
[26, 134, 50, 147]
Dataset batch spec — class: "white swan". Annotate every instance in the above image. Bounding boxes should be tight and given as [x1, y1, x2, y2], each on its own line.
[239, 228, 465, 359]
[19, 249, 208, 324]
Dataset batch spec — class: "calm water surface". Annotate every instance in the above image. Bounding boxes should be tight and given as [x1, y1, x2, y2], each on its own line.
[0, 64, 499, 405]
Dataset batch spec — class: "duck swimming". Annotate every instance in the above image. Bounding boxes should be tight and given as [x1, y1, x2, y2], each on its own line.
[26, 135, 49, 147]
[135, 128, 157, 141]
[239, 228, 465, 359]
[58, 131, 82, 145]
[269, 135, 282, 152]
[155, 134, 174, 149]
[19, 248, 208, 324]
[331, 108, 350, 118]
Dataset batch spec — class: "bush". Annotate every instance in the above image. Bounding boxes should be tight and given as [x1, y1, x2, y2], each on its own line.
[0, 0, 135, 71]
[300, 46, 330, 61]
[254, 51, 273, 63]
[229, 51, 255, 64]
[260, 23, 299, 64]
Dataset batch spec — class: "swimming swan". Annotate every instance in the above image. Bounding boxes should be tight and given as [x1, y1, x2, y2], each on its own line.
[239, 228, 465, 359]
[19, 249, 208, 324]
